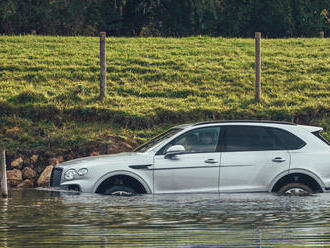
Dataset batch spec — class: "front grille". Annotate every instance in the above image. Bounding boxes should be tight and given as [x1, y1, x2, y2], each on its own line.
[50, 167, 63, 187]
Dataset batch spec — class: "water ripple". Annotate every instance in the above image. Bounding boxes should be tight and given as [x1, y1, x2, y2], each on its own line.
[1, 189, 330, 247]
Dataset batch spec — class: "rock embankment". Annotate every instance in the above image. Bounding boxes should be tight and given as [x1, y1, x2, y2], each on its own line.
[3, 140, 133, 188]
[5, 155, 61, 188]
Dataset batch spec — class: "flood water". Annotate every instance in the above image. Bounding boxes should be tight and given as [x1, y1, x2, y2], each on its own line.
[1, 189, 330, 247]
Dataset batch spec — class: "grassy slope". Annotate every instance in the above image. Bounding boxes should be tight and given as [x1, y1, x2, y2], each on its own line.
[0, 36, 329, 156]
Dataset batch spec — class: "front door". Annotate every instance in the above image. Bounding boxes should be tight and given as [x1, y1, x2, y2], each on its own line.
[219, 125, 291, 192]
[153, 127, 221, 193]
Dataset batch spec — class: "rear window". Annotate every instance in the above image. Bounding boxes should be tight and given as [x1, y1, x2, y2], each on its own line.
[312, 131, 330, 146]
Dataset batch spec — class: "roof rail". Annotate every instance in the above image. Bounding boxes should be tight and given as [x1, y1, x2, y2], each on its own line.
[193, 120, 296, 126]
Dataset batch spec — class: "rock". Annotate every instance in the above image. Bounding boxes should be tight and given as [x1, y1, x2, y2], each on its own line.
[11, 157, 24, 169]
[49, 156, 64, 166]
[18, 179, 34, 188]
[7, 169, 23, 186]
[90, 151, 100, 156]
[23, 167, 37, 179]
[37, 165, 54, 187]
[30, 155, 39, 164]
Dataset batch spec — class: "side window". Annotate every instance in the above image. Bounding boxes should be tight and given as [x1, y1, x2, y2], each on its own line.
[223, 126, 283, 152]
[162, 127, 220, 154]
[271, 128, 306, 150]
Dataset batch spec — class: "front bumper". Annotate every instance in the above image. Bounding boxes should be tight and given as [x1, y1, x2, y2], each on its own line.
[50, 167, 81, 192]
[60, 184, 81, 192]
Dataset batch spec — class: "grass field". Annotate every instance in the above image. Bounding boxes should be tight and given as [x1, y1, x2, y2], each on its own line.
[0, 35, 329, 156]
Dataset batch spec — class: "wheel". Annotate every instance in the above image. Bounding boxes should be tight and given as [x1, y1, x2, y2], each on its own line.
[104, 185, 136, 196]
[278, 183, 313, 195]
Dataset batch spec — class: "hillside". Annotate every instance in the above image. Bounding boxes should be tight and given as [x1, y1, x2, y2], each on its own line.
[0, 36, 329, 161]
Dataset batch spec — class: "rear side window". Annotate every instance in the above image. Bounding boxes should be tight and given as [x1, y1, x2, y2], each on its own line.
[221, 126, 306, 152]
[222, 126, 283, 152]
[271, 128, 306, 150]
[312, 131, 330, 146]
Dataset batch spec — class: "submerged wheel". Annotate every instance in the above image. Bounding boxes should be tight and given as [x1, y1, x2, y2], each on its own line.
[278, 183, 313, 195]
[104, 186, 136, 196]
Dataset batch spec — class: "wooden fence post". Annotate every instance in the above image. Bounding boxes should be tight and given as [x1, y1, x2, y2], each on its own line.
[100, 32, 107, 100]
[255, 32, 261, 103]
[320, 32, 324, 38]
[1, 150, 8, 198]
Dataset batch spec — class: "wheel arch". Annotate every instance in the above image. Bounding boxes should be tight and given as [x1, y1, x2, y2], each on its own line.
[269, 169, 325, 193]
[93, 170, 152, 194]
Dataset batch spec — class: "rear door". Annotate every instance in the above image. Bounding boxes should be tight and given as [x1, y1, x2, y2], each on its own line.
[219, 125, 291, 192]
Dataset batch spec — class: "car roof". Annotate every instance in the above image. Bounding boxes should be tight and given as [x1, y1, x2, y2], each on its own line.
[193, 120, 296, 126]
[175, 120, 297, 129]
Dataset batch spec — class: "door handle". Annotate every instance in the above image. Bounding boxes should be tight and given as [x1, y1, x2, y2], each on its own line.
[204, 159, 218, 164]
[272, 157, 286, 163]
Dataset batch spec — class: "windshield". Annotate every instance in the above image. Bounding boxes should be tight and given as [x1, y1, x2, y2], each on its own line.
[134, 128, 183, 153]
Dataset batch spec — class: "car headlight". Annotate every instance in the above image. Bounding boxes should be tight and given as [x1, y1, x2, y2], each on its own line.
[64, 169, 77, 180]
[77, 168, 88, 176]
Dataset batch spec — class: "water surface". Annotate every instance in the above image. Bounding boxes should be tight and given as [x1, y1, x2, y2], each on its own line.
[1, 189, 330, 247]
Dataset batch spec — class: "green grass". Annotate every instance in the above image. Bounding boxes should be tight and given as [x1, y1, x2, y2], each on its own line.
[0, 35, 329, 156]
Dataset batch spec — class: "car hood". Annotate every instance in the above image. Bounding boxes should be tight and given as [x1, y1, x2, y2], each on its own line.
[57, 152, 153, 168]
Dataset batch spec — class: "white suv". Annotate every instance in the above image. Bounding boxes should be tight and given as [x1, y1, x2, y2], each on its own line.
[50, 121, 330, 195]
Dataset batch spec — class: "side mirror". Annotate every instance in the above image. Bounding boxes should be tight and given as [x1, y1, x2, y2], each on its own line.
[165, 145, 185, 159]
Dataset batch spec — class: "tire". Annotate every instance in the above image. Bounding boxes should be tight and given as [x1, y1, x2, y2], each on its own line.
[104, 185, 136, 196]
[278, 183, 313, 195]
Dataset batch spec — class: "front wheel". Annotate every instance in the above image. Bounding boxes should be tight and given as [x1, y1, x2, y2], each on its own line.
[104, 185, 136, 196]
[278, 183, 313, 195]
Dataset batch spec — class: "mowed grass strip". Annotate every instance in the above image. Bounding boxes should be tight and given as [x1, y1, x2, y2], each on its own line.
[0, 36, 329, 153]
